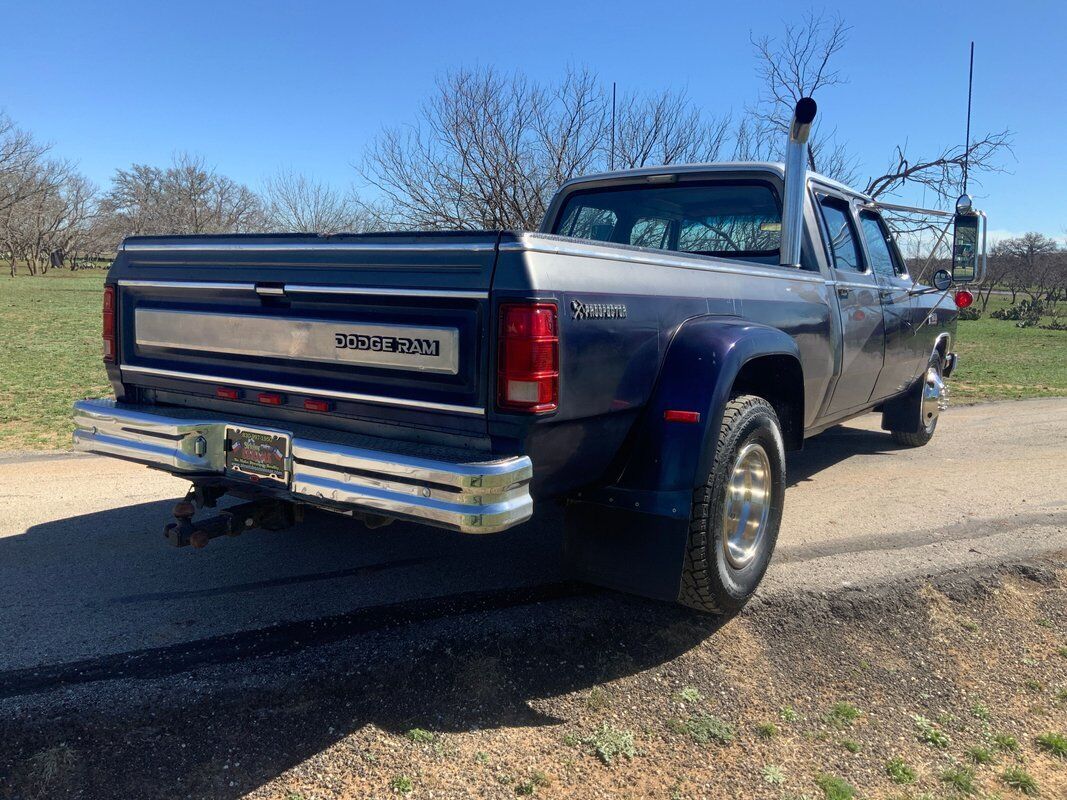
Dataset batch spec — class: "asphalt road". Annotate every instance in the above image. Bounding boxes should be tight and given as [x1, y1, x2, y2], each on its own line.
[2, 398, 1065, 673]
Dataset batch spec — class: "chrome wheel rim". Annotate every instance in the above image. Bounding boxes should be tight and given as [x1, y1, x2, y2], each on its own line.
[722, 442, 773, 569]
[921, 361, 947, 433]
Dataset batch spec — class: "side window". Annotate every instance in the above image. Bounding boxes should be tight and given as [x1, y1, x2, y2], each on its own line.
[858, 211, 906, 278]
[818, 196, 864, 272]
[630, 217, 670, 249]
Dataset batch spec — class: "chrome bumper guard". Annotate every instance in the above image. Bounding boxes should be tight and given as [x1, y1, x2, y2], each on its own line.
[72, 399, 533, 533]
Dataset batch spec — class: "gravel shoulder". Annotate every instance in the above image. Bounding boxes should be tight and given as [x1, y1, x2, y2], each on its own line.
[2, 557, 1064, 799]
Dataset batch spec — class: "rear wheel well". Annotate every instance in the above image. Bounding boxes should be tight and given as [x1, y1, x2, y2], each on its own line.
[730, 355, 804, 451]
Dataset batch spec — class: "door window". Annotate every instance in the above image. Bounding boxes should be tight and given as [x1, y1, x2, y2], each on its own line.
[818, 196, 864, 272]
[859, 210, 906, 278]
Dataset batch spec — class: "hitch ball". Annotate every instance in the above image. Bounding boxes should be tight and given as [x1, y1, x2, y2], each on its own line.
[173, 501, 196, 519]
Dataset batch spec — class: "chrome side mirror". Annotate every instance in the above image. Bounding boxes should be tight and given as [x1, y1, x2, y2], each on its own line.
[951, 195, 982, 284]
[932, 269, 952, 291]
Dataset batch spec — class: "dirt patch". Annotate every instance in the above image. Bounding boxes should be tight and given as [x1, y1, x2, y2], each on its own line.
[1, 559, 1065, 799]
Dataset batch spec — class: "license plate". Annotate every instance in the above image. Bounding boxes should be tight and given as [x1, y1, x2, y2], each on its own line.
[225, 427, 291, 485]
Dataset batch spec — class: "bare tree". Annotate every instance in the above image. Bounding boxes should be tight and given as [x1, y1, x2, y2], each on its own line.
[362, 66, 732, 230]
[363, 68, 572, 230]
[261, 169, 371, 234]
[1, 156, 98, 276]
[748, 12, 857, 183]
[749, 13, 1012, 203]
[0, 112, 51, 217]
[998, 232, 1062, 305]
[98, 153, 263, 245]
[864, 131, 1013, 202]
[976, 240, 1019, 310]
[612, 88, 730, 169]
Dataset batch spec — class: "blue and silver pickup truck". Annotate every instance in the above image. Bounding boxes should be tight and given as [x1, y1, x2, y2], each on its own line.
[73, 100, 984, 613]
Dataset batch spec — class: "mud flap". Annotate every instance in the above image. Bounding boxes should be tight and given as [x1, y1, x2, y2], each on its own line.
[563, 500, 690, 603]
[880, 381, 923, 434]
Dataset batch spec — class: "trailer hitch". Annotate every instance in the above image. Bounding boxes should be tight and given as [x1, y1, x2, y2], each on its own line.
[164, 496, 302, 548]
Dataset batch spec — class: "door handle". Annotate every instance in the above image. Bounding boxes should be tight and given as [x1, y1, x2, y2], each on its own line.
[837, 287, 851, 298]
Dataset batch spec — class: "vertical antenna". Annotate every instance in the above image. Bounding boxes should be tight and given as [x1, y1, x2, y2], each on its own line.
[963, 41, 974, 194]
[610, 81, 616, 171]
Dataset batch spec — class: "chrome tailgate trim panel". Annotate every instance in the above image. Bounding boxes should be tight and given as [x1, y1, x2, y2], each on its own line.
[134, 308, 461, 375]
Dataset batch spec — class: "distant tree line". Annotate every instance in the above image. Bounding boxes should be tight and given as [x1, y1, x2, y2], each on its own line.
[978, 233, 1067, 313]
[1, 13, 1024, 277]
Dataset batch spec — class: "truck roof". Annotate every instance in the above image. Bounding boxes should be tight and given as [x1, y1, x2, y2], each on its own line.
[552, 161, 869, 201]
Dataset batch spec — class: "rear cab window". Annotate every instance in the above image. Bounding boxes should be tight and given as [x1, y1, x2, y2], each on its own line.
[551, 181, 786, 266]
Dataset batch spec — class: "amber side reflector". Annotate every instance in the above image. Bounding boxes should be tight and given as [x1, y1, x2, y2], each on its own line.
[258, 392, 284, 405]
[303, 398, 331, 412]
[216, 387, 240, 400]
[664, 410, 701, 424]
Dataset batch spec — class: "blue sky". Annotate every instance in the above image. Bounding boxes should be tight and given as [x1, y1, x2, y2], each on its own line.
[2, 0, 1064, 240]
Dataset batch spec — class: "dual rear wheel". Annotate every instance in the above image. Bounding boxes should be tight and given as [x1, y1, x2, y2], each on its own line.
[678, 353, 947, 614]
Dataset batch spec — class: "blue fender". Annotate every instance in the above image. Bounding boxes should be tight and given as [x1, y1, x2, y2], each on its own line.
[613, 316, 800, 500]
[562, 316, 801, 602]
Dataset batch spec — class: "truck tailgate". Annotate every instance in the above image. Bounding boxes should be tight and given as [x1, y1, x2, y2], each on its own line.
[111, 233, 501, 435]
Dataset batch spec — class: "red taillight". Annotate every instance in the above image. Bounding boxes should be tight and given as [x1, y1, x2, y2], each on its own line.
[497, 303, 559, 413]
[954, 289, 974, 309]
[257, 392, 284, 405]
[102, 285, 116, 361]
[303, 398, 331, 413]
[216, 387, 240, 401]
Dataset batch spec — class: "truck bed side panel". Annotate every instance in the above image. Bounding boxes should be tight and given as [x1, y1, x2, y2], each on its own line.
[489, 234, 835, 497]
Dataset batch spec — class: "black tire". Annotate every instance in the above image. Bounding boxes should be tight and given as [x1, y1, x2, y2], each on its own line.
[889, 353, 943, 448]
[678, 395, 786, 615]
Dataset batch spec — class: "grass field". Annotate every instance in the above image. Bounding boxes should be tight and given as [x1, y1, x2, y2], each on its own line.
[1, 271, 110, 450]
[952, 296, 1067, 402]
[0, 273, 1065, 451]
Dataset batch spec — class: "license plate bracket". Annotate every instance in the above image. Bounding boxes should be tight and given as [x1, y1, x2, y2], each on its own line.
[225, 426, 292, 486]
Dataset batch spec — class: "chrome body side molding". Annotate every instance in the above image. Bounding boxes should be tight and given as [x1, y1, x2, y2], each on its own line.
[283, 284, 489, 300]
[122, 241, 499, 253]
[117, 279, 489, 300]
[117, 279, 258, 292]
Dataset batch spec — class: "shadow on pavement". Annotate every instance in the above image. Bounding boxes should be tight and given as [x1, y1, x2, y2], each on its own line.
[0, 424, 895, 797]
[787, 423, 908, 486]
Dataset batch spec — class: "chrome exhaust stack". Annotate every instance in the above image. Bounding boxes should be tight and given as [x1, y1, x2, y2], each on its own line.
[779, 97, 817, 268]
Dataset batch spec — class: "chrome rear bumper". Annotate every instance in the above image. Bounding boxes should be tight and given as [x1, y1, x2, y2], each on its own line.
[72, 398, 533, 533]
